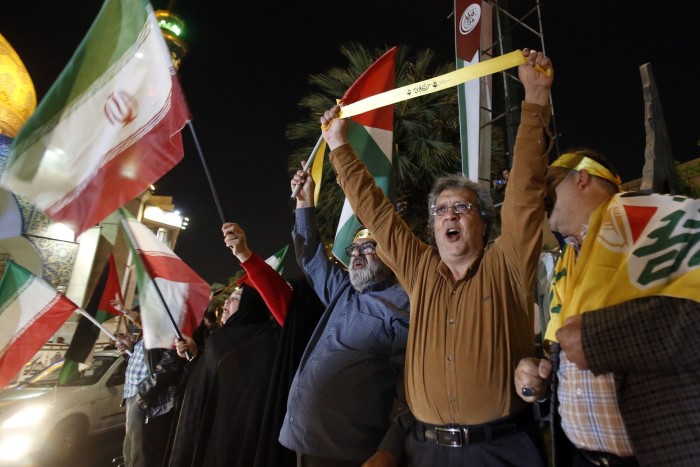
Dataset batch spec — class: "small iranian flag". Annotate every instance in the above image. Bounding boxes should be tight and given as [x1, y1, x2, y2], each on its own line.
[121, 217, 209, 349]
[236, 244, 289, 287]
[264, 244, 289, 273]
[333, 47, 396, 266]
[0, 0, 189, 236]
[0, 261, 77, 388]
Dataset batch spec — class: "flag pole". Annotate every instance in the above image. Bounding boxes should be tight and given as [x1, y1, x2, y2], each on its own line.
[291, 135, 324, 198]
[75, 309, 132, 356]
[187, 120, 227, 224]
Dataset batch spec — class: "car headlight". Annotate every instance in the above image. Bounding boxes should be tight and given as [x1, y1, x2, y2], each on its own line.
[0, 435, 33, 461]
[1, 405, 48, 428]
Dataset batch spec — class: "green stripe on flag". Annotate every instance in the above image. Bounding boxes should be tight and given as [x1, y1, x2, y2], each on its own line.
[0, 260, 32, 308]
[9, 0, 149, 164]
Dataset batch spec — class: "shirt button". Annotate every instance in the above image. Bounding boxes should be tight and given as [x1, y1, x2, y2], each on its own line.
[289, 417, 294, 422]
[449, 319, 454, 325]
[451, 290, 456, 295]
[575, 388, 582, 396]
[447, 355, 453, 361]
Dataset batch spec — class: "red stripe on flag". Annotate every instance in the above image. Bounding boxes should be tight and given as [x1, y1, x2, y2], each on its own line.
[342, 47, 396, 131]
[0, 294, 76, 388]
[98, 254, 124, 316]
[137, 253, 209, 285]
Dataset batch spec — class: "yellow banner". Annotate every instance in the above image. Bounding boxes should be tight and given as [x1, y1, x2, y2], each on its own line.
[339, 49, 541, 119]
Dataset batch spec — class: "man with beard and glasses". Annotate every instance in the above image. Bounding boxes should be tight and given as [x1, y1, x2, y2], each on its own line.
[282, 171, 410, 467]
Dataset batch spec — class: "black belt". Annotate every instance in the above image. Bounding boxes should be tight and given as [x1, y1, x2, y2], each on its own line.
[417, 408, 533, 447]
[578, 449, 639, 467]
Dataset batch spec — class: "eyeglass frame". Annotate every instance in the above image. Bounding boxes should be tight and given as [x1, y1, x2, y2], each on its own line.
[344, 241, 378, 257]
[429, 202, 484, 217]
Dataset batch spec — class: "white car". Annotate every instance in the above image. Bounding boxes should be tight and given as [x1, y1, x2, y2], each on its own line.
[0, 350, 127, 463]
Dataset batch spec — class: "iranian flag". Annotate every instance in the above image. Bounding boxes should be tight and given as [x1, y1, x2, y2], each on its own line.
[332, 47, 396, 266]
[0, 0, 189, 236]
[59, 254, 123, 384]
[0, 261, 78, 388]
[121, 218, 209, 349]
[237, 244, 289, 287]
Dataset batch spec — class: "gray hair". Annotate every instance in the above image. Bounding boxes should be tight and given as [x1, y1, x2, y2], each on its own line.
[427, 174, 496, 245]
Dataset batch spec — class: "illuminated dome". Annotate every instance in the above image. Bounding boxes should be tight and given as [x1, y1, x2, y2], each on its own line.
[0, 33, 36, 138]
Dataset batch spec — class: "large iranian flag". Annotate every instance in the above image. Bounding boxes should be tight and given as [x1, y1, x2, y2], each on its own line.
[121, 218, 209, 349]
[0, 261, 78, 388]
[0, 0, 189, 236]
[332, 47, 396, 266]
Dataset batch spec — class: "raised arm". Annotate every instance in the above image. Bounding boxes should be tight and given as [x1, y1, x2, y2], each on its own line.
[320, 107, 428, 291]
[498, 49, 554, 294]
[222, 223, 292, 326]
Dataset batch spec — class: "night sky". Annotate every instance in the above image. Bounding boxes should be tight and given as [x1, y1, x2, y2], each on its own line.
[1, 0, 698, 285]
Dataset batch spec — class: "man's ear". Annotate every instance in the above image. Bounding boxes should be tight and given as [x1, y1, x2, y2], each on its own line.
[576, 169, 594, 190]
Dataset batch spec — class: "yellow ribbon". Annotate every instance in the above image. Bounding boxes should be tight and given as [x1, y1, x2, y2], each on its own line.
[338, 50, 549, 119]
[550, 153, 622, 188]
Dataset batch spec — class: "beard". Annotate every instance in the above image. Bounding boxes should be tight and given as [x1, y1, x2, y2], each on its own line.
[348, 256, 393, 291]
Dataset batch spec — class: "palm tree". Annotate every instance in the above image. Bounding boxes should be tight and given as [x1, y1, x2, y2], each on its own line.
[287, 42, 463, 246]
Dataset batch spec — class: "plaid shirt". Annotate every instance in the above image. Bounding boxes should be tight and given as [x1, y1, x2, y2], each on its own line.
[123, 340, 149, 398]
[558, 351, 633, 456]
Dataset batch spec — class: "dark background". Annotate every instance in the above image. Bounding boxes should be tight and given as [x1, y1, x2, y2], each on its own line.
[1, 0, 698, 285]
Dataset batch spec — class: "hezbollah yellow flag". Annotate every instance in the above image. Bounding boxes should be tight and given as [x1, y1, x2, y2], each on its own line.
[545, 193, 700, 341]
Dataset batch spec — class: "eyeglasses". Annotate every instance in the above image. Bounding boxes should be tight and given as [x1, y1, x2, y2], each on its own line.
[429, 202, 475, 217]
[344, 242, 377, 256]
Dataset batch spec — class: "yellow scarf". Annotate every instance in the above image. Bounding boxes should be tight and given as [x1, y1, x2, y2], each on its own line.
[545, 193, 700, 342]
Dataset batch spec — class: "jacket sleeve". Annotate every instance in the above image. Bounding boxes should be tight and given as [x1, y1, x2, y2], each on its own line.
[137, 349, 184, 403]
[496, 102, 553, 301]
[241, 253, 292, 327]
[329, 145, 430, 292]
[583, 296, 700, 374]
[292, 207, 350, 305]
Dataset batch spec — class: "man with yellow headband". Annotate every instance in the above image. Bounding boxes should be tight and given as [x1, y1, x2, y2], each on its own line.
[318, 49, 552, 466]
[515, 148, 700, 466]
[282, 175, 410, 467]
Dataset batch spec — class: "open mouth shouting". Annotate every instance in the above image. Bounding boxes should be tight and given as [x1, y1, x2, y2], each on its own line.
[445, 226, 461, 241]
[351, 256, 367, 270]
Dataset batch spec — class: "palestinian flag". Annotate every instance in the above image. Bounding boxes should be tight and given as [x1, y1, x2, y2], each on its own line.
[332, 47, 396, 266]
[58, 254, 123, 384]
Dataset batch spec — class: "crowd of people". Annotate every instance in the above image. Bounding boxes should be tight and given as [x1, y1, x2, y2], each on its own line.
[113, 49, 699, 467]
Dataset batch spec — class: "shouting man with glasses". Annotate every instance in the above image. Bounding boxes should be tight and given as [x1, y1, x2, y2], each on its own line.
[319, 49, 553, 466]
[283, 172, 410, 467]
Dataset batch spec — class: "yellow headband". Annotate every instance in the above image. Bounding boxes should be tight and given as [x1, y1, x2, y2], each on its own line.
[353, 228, 373, 243]
[550, 153, 622, 189]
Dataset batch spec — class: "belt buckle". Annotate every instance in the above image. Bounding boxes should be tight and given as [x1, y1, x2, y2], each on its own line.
[434, 427, 463, 447]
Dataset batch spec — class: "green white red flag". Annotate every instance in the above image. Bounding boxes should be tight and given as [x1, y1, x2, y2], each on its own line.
[332, 47, 396, 266]
[120, 218, 209, 349]
[0, 0, 189, 236]
[0, 261, 78, 388]
[237, 244, 289, 288]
